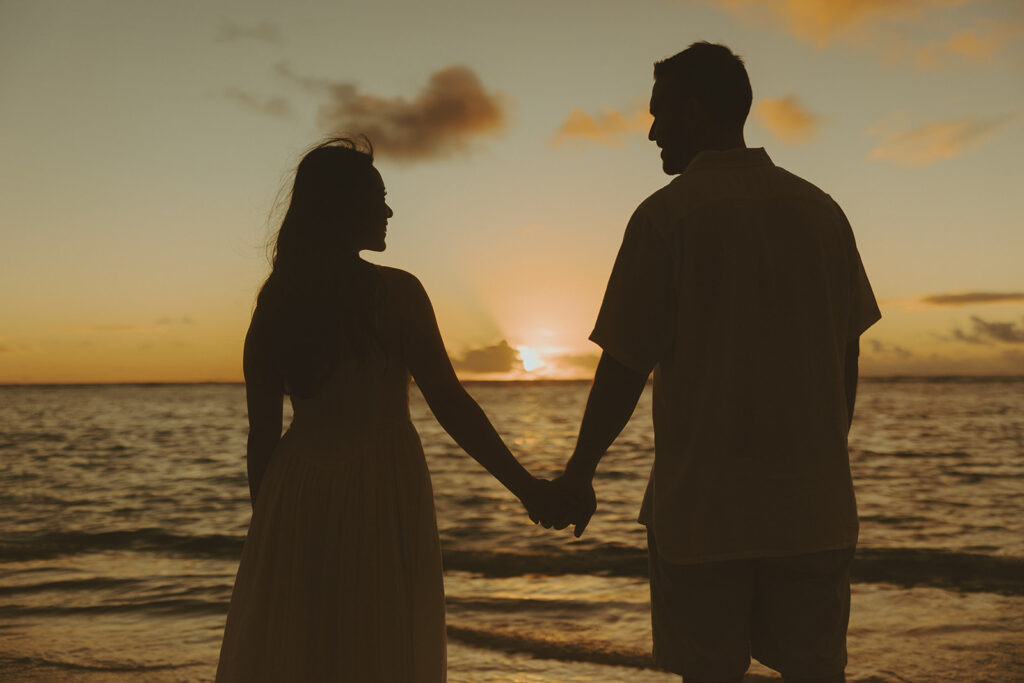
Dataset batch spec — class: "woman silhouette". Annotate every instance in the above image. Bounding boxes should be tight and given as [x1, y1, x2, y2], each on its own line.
[215, 138, 553, 681]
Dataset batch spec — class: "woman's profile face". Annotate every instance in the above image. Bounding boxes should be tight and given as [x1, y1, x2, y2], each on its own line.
[353, 167, 392, 253]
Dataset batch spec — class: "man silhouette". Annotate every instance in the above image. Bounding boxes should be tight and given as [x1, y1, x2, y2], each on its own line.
[544, 42, 880, 683]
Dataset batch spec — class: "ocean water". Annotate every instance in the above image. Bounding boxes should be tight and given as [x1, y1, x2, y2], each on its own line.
[1, 379, 1022, 681]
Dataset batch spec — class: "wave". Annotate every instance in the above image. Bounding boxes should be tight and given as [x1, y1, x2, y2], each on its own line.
[3, 531, 1022, 595]
[856, 449, 969, 459]
[445, 625, 779, 680]
[443, 546, 1024, 596]
[861, 375, 1024, 384]
[0, 528, 243, 562]
[0, 597, 225, 618]
[0, 654, 188, 673]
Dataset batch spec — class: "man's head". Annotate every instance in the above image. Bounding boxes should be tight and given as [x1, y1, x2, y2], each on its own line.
[649, 42, 752, 174]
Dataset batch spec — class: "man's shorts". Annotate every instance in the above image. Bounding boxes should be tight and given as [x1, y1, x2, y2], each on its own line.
[648, 530, 854, 681]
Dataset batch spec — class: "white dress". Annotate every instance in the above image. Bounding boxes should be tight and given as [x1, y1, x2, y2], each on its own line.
[216, 268, 447, 682]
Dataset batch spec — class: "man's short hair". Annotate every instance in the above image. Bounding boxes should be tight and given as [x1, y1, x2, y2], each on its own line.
[654, 42, 752, 128]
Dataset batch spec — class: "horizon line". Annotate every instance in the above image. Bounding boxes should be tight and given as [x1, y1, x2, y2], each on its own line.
[2, 374, 1023, 388]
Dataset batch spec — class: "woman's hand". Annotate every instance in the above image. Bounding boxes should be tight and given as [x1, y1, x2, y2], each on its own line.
[517, 477, 570, 529]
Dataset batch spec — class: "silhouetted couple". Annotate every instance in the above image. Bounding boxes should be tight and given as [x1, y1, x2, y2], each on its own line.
[215, 42, 879, 683]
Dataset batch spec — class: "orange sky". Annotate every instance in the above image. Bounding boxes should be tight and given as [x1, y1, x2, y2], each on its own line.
[1, 0, 1022, 383]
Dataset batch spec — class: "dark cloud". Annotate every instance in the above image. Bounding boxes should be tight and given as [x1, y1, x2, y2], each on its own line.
[215, 19, 283, 45]
[452, 340, 521, 374]
[952, 316, 1024, 345]
[277, 65, 506, 161]
[866, 339, 913, 359]
[922, 291, 1024, 306]
[969, 316, 1024, 344]
[224, 88, 293, 119]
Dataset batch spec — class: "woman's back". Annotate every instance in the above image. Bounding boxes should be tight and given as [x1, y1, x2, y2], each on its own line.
[286, 265, 414, 435]
[216, 264, 448, 682]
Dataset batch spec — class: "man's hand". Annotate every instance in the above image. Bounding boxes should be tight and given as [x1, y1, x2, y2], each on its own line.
[550, 470, 597, 538]
[518, 477, 570, 527]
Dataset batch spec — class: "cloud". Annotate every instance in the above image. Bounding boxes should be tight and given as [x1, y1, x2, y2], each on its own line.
[915, 21, 1024, 68]
[155, 316, 196, 326]
[921, 292, 1024, 307]
[0, 341, 37, 354]
[952, 316, 1024, 345]
[452, 340, 522, 374]
[752, 96, 819, 143]
[274, 62, 329, 92]
[866, 339, 914, 359]
[868, 114, 1015, 166]
[215, 19, 283, 45]
[293, 66, 506, 161]
[712, 0, 965, 48]
[550, 103, 652, 147]
[224, 87, 293, 119]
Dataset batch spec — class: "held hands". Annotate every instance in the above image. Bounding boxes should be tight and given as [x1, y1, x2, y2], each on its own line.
[518, 469, 597, 538]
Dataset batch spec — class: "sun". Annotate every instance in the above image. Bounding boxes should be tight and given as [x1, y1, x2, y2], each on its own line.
[517, 345, 547, 372]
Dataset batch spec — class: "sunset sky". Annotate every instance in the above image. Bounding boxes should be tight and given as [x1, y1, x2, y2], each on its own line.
[2, 0, 1023, 383]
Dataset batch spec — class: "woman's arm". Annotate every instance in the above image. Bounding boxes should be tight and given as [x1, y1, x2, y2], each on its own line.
[401, 273, 549, 510]
[243, 315, 284, 509]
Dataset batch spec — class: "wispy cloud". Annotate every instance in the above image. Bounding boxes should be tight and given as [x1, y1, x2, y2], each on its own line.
[277, 65, 507, 161]
[224, 87, 293, 119]
[867, 114, 1015, 166]
[951, 316, 1024, 344]
[452, 340, 522, 374]
[752, 96, 819, 143]
[712, 0, 965, 47]
[915, 20, 1024, 69]
[921, 292, 1024, 307]
[550, 103, 652, 148]
[866, 339, 914, 359]
[215, 19, 283, 45]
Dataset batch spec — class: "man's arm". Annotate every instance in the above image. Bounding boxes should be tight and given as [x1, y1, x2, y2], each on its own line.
[553, 351, 649, 536]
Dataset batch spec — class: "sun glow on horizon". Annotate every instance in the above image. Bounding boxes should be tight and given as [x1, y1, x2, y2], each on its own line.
[516, 345, 547, 372]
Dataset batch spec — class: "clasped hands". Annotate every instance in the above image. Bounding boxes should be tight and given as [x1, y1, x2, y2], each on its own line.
[520, 467, 597, 538]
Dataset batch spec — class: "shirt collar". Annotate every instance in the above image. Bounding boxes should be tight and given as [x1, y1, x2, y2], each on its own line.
[681, 147, 773, 174]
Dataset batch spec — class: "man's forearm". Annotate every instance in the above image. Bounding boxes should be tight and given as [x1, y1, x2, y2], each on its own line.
[566, 352, 649, 477]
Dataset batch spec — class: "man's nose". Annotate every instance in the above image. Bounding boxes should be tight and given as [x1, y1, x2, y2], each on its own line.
[648, 122, 656, 141]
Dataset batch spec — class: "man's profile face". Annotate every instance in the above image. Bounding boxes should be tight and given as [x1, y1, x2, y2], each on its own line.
[648, 77, 696, 175]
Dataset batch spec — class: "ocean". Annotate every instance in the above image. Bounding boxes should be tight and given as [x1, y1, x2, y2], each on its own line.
[1, 379, 1022, 681]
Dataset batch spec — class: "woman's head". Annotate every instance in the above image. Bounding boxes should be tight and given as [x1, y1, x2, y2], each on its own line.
[256, 137, 391, 397]
[273, 137, 393, 274]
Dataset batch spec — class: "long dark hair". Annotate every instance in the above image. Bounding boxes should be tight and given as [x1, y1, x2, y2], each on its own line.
[254, 137, 381, 398]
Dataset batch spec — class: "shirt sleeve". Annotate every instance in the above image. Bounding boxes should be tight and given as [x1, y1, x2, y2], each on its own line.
[835, 202, 881, 338]
[589, 206, 673, 375]
[850, 246, 881, 338]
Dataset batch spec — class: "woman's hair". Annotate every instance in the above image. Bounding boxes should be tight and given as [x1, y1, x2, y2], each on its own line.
[253, 137, 381, 398]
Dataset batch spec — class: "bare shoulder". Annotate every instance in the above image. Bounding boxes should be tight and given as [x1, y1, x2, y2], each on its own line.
[375, 265, 428, 299]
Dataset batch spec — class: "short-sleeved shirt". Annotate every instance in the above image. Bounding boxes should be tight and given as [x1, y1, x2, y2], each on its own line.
[590, 147, 881, 564]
